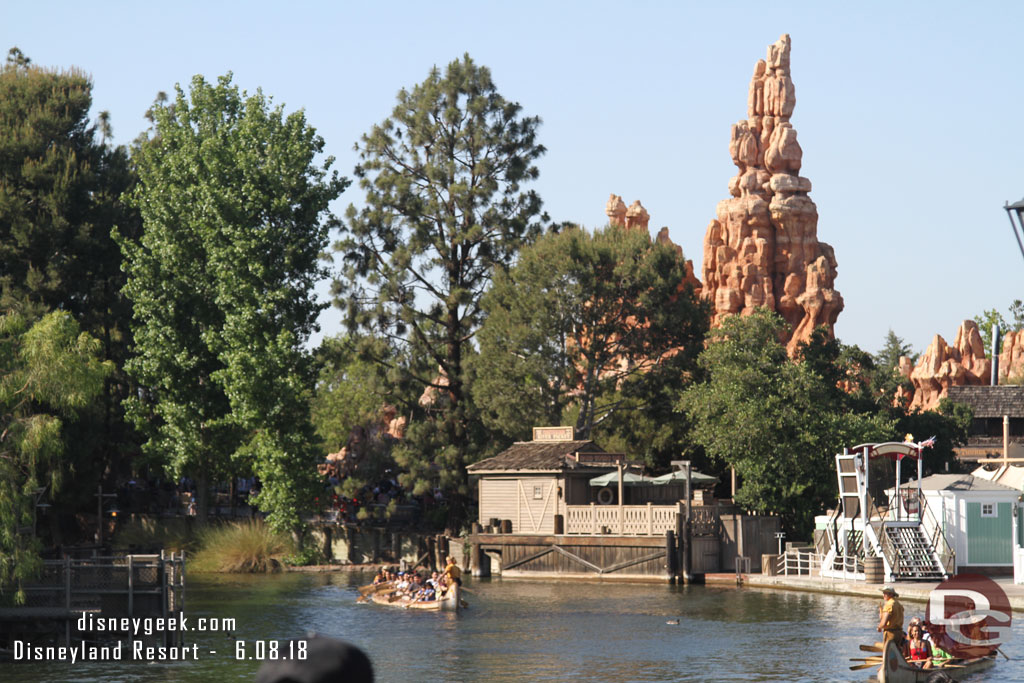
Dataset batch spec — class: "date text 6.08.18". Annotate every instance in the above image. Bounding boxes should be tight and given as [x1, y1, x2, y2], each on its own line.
[235, 640, 307, 660]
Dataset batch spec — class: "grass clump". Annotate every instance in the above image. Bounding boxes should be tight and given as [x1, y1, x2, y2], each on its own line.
[191, 519, 294, 573]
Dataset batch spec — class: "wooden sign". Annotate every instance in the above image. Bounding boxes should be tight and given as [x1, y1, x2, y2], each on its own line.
[532, 426, 575, 442]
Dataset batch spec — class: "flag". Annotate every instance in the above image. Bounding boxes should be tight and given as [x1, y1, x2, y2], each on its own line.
[919, 435, 936, 448]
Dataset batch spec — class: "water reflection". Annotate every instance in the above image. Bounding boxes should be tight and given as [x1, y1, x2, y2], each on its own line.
[2, 573, 1021, 682]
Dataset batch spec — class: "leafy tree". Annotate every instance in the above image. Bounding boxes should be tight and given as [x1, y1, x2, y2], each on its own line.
[0, 48, 142, 517]
[1, 311, 111, 603]
[473, 224, 709, 463]
[311, 335, 389, 453]
[679, 310, 892, 536]
[974, 308, 1007, 357]
[1009, 299, 1024, 331]
[118, 74, 346, 531]
[332, 55, 546, 513]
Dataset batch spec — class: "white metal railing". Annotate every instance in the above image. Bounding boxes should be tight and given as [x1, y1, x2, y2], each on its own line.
[564, 503, 678, 536]
[776, 548, 823, 576]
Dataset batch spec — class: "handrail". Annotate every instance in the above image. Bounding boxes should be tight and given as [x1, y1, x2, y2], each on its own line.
[916, 490, 955, 575]
[776, 548, 822, 576]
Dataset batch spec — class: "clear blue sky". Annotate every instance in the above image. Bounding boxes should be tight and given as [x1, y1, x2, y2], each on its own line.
[6, 1, 1023, 357]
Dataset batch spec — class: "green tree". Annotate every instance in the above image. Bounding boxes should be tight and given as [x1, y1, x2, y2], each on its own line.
[473, 224, 708, 461]
[679, 310, 892, 536]
[0, 48, 142, 520]
[118, 74, 346, 531]
[1, 311, 111, 603]
[311, 335, 389, 453]
[875, 329, 916, 371]
[974, 308, 1007, 357]
[332, 55, 546, 514]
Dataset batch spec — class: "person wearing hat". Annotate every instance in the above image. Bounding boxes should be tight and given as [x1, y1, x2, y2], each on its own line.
[877, 586, 905, 646]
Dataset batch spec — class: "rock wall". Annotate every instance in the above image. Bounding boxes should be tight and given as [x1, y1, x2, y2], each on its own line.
[905, 320, 991, 411]
[701, 34, 843, 355]
[999, 329, 1024, 384]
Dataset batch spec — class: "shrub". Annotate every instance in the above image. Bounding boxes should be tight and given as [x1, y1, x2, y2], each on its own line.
[191, 519, 294, 573]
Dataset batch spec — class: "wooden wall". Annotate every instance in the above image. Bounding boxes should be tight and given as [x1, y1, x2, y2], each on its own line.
[473, 533, 670, 580]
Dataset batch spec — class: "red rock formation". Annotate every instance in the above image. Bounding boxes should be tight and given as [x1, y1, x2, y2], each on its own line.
[999, 329, 1024, 384]
[701, 34, 842, 355]
[908, 321, 991, 410]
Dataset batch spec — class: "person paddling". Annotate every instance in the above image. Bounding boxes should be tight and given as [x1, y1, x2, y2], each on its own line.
[877, 586, 905, 646]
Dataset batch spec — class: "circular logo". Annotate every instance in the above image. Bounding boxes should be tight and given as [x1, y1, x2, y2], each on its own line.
[924, 573, 1011, 658]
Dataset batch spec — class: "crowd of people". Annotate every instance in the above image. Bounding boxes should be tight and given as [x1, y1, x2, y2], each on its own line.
[876, 584, 988, 676]
[368, 555, 463, 605]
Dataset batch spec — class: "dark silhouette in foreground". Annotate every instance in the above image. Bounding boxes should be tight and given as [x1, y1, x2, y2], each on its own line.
[255, 637, 373, 683]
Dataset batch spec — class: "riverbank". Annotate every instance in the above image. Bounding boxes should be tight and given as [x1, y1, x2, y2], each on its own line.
[707, 572, 1024, 612]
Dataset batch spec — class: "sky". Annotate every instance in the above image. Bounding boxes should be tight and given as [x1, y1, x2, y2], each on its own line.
[6, 1, 1024, 357]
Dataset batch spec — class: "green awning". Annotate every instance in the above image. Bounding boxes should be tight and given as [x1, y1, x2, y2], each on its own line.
[650, 470, 718, 486]
[588, 471, 656, 487]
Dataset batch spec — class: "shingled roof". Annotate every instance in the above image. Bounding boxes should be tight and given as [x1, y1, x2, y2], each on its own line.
[946, 385, 1024, 418]
[467, 440, 617, 472]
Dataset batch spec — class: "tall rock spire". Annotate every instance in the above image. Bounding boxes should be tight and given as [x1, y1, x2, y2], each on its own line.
[702, 34, 842, 354]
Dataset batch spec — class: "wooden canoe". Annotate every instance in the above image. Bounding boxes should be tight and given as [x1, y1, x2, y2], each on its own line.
[877, 639, 996, 682]
[368, 585, 461, 612]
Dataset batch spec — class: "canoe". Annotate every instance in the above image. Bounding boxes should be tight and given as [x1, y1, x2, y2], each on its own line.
[877, 639, 996, 682]
[368, 584, 461, 612]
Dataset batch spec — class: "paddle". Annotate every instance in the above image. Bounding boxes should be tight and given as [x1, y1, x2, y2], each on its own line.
[859, 644, 883, 653]
[849, 657, 883, 664]
[996, 647, 1010, 661]
[850, 662, 880, 671]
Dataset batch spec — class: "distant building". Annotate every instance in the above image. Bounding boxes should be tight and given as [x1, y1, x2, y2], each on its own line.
[897, 474, 1022, 575]
[946, 385, 1024, 463]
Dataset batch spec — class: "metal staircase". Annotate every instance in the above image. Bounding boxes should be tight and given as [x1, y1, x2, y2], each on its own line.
[823, 443, 951, 582]
[883, 525, 946, 580]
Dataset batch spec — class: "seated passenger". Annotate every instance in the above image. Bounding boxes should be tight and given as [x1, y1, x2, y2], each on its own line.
[902, 621, 932, 668]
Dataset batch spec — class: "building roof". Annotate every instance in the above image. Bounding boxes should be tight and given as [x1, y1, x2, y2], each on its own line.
[899, 473, 1022, 494]
[972, 464, 1024, 491]
[467, 440, 621, 472]
[946, 385, 1024, 418]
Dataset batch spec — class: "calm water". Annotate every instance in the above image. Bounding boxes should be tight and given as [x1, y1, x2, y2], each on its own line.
[3, 572, 1023, 682]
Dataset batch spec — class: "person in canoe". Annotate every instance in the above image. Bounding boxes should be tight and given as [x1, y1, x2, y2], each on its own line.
[877, 586, 905, 646]
[902, 618, 932, 668]
[441, 556, 462, 587]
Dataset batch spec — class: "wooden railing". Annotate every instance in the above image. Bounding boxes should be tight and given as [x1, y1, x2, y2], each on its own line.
[776, 548, 822, 576]
[564, 503, 681, 536]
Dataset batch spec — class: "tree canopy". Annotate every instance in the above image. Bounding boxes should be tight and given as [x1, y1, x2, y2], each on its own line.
[118, 74, 346, 530]
[332, 55, 546, 511]
[0, 47, 141, 521]
[680, 310, 893, 536]
[473, 223, 708, 460]
[1, 311, 111, 603]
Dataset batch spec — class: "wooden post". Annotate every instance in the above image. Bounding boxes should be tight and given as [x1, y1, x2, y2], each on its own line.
[647, 502, 653, 536]
[591, 503, 597, 535]
[617, 461, 624, 535]
[427, 536, 437, 570]
[666, 530, 678, 581]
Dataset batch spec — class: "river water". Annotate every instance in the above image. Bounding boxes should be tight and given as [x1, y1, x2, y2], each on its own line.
[3, 572, 1022, 682]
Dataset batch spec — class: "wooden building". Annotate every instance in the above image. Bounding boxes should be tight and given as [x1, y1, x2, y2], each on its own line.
[467, 427, 779, 581]
[947, 385, 1024, 463]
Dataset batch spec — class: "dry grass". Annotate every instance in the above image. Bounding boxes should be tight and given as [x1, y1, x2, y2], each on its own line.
[191, 519, 294, 573]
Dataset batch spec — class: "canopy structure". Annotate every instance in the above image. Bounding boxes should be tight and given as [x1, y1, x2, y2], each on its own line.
[850, 441, 925, 461]
[650, 470, 718, 486]
[588, 471, 655, 487]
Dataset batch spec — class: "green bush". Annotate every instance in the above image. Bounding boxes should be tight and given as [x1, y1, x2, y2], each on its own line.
[191, 519, 294, 573]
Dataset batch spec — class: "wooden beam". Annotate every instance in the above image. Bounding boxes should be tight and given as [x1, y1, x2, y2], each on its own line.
[501, 546, 555, 571]
[601, 550, 667, 575]
[552, 545, 603, 573]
